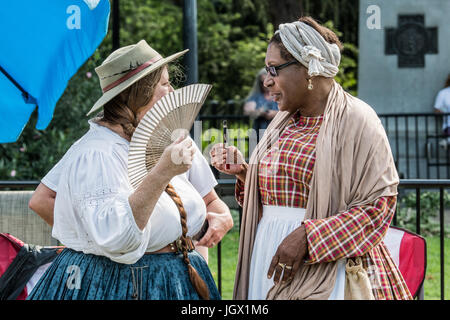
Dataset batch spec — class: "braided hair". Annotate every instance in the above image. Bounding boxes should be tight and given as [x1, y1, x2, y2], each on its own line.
[165, 183, 210, 300]
[95, 63, 209, 298]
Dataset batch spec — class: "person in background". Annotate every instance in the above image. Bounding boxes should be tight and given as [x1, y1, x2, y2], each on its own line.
[243, 68, 279, 142]
[433, 74, 450, 149]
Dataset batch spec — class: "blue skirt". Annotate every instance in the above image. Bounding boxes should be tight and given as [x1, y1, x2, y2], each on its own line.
[27, 248, 221, 300]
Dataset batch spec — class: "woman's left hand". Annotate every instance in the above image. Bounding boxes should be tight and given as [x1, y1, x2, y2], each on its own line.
[196, 211, 233, 248]
[267, 224, 308, 284]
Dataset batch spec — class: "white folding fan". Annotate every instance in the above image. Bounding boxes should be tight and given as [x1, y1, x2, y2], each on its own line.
[128, 83, 212, 189]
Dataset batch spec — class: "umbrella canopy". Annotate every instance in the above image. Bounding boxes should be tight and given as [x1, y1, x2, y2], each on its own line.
[0, 0, 110, 143]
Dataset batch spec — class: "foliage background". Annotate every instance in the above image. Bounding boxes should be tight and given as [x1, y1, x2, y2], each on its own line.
[0, 0, 358, 181]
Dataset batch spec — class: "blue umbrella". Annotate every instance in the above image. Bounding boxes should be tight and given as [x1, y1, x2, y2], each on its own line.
[0, 0, 110, 143]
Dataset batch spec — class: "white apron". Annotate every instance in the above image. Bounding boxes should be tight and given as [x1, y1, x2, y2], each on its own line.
[248, 205, 346, 300]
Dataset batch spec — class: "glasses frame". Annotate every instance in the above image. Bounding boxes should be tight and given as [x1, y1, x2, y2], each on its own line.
[265, 60, 298, 77]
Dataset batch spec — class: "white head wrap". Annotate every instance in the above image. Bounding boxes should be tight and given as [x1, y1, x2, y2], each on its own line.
[275, 21, 341, 78]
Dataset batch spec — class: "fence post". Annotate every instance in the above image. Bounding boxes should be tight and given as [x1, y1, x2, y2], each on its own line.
[439, 187, 445, 300]
[112, 0, 120, 50]
[182, 0, 198, 85]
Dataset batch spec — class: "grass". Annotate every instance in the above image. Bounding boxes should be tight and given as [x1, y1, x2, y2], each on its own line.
[208, 231, 240, 300]
[423, 237, 450, 300]
[208, 232, 450, 300]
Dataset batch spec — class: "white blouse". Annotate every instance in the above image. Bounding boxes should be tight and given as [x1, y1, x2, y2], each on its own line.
[51, 121, 215, 264]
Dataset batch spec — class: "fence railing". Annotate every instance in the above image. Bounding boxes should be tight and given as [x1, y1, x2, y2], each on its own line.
[0, 179, 448, 300]
[198, 108, 450, 179]
[394, 179, 449, 300]
[379, 113, 450, 179]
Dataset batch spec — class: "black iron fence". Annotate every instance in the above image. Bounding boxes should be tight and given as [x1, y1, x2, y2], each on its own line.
[198, 108, 450, 179]
[394, 179, 449, 300]
[1, 179, 447, 300]
[379, 113, 450, 179]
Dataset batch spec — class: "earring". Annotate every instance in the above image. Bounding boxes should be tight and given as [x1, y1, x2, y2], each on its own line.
[307, 78, 313, 90]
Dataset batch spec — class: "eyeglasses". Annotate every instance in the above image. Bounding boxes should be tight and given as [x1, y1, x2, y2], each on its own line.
[265, 60, 298, 77]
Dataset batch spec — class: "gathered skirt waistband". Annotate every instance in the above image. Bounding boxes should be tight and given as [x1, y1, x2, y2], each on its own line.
[262, 205, 306, 221]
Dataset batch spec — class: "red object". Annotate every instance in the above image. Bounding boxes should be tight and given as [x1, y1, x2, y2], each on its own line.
[384, 226, 427, 298]
[0, 233, 62, 300]
[0, 233, 27, 299]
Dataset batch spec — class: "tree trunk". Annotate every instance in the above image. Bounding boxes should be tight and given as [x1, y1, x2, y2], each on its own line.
[268, 0, 303, 30]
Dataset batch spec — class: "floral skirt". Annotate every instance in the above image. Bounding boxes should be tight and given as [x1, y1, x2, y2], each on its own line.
[27, 248, 221, 300]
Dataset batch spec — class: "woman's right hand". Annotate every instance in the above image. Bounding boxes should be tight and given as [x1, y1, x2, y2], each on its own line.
[154, 135, 195, 178]
[210, 143, 247, 181]
[130, 136, 194, 231]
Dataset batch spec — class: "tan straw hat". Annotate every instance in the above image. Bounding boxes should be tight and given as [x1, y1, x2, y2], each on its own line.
[87, 40, 188, 116]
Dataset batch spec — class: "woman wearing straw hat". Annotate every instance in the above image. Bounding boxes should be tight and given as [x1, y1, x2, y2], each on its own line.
[211, 17, 413, 300]
[27, 40, 228, 300]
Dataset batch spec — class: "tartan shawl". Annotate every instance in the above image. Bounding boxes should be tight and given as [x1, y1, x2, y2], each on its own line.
[233, 81, 399, 300]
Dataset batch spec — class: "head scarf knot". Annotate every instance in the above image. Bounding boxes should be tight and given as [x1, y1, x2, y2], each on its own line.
[275, 21, 341, 78]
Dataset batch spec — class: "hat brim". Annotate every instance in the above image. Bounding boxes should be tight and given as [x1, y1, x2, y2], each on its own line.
[86, 49, 189, 116]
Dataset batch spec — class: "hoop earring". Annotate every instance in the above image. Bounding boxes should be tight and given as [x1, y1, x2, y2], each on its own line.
[307, 78, 313, 90]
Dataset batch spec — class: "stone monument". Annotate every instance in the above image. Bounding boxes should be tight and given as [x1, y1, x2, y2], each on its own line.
[358, 0, 450, 178]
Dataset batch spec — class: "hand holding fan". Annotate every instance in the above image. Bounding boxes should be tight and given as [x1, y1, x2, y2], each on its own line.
[128, 83, 212, 188]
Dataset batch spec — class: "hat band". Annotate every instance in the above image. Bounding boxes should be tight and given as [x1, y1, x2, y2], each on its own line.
[102, 55, 163, 93]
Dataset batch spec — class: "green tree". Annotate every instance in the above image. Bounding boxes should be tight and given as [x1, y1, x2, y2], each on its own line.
[0, 0, 358, 180]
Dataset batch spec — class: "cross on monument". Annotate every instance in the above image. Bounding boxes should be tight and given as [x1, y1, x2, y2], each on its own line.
[385, 14, 438, 68]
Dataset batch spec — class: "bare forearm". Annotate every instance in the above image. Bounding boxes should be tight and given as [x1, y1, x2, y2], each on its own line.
[128, 170, 171, 230]
[29, 183, 56, 226]
[31, 199, 55, 226]
[208, 198, 234, 233]
[197, 190, 233, 248]
[207, 198, 230, 217]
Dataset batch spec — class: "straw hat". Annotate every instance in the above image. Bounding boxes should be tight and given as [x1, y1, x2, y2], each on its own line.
[87, 40, 188, 116]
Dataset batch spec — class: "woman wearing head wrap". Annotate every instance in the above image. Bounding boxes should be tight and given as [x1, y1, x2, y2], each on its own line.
[211, 17, 412, 300]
